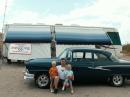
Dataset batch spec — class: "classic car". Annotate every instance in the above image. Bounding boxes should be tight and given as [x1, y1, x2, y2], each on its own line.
[24, 47, 130, 88]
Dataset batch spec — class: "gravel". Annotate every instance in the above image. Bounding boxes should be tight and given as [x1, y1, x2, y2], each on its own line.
[0, 61, 130, 97]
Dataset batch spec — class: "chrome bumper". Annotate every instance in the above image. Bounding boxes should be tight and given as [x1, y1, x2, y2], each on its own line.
[23, 70, 34, 80]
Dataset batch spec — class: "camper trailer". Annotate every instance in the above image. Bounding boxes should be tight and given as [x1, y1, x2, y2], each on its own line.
[2, 24, 121, 63]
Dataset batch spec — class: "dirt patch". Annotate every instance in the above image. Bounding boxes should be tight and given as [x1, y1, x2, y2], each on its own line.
[0, 62, 130, 97]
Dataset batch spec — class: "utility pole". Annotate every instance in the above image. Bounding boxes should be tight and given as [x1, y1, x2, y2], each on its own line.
[0, 0, 8, 69]
[50, 26, 56, 59]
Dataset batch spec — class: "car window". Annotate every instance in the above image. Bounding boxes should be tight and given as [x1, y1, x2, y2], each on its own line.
[58, 49, 67, 59]
[73, 52, 84, 61]
[94, 53, 109, 61]
[85, 52, 92, 59]
[67, 50, 72, 60]
[73, 52, 83, 58]
[84, 52, 93, 61]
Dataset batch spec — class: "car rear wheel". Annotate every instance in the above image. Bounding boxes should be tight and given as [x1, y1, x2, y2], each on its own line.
[111, 74, 124, 87]
[35, 73, 50, 88]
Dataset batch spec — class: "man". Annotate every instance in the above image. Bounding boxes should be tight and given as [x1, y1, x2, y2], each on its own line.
[53, 58, 66, 93]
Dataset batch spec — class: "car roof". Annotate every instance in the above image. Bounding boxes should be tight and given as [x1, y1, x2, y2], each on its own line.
[66, 47, 112, 56]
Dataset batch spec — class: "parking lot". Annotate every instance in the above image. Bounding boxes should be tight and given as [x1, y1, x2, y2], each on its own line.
[0, 59, 130, 97]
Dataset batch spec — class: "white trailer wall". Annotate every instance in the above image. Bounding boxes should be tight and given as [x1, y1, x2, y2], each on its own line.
[100, 45, 122, 58]
[7, 43, 51, 60]
[56, 45, 95, 56]
[4, 43, 95, 61]
[2, 43, 9, 58]
[3, 43, 122, 61]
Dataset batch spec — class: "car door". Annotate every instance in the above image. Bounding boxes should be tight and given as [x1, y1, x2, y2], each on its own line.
[93, 52, 112, 80]
[69, 51, 94, 81]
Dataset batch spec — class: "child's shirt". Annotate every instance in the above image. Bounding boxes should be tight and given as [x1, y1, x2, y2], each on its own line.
[49, 67, 58, 78]
[64, 70, 73, 78]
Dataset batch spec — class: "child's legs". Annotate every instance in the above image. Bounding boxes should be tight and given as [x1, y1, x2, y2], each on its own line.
[54, 76, 59, 89]
[50, 78, 54, 89]
[62, 79, 68, 89]
[63, 79, 68, 86]
[69, 80, 73, 90]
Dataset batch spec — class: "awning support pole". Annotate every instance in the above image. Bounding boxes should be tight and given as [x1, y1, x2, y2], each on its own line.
[50, 26, 56, 59]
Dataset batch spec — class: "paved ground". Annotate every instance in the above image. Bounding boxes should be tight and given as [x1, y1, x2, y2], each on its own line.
[0, 60, 130, 97]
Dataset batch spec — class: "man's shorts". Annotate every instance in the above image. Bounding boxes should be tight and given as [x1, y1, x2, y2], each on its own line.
[59, 79, 65, 87]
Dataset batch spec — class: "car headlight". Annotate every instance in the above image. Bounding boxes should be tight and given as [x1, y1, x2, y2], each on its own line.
[26, 68, 29, 73]
[23, 68, 29, 74]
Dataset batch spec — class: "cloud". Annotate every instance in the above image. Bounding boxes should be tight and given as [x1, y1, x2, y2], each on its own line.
[3, 0, 130, 44]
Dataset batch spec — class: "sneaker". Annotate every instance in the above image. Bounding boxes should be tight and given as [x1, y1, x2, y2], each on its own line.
[62, 87, 65, 91]
[50, 88, 54, 93]
[54, 89, 58, 94]
[71, 90, 74, 94]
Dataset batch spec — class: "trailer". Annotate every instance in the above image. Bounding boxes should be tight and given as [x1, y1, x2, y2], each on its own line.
[2, 24, 121, 63]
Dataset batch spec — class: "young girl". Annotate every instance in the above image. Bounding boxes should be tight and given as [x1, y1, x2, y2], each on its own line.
[62, 64, 74, 94]
[49, 61, 58, 93]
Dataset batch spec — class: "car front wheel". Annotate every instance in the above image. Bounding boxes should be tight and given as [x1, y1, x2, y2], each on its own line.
[35, 73, 50, 88]
[111, 74, 124, 87]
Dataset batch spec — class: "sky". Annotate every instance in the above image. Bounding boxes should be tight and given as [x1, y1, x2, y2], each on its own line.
[0, 0, 130, 44]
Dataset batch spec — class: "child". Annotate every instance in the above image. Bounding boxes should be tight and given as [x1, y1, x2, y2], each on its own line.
[49, 61, 58, 93]
[62, 64, 74, 94]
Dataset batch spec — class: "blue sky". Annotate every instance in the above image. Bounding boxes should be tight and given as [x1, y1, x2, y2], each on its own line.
[0, 0, 130, 44]
[12, 0, 90, 14]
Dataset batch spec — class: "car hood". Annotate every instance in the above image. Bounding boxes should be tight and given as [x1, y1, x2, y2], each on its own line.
[25, 58, 60, 66]
[26, 58, 56, 64]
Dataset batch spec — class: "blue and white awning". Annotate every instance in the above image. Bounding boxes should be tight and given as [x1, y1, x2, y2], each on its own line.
[4, 25, 121, 45]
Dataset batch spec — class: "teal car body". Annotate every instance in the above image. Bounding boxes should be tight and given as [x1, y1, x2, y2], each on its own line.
[24, 48, 130, 88]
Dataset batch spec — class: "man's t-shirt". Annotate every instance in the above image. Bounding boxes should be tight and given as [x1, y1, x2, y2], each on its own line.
[56, 65, 66, 80]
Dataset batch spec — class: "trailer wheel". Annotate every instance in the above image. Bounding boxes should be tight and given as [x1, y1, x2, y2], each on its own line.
[7, 59, 12, 64]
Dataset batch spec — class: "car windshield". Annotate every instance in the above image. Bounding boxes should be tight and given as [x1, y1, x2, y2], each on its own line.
[58, 49, 68, 59]
[110, 54, 119, 62]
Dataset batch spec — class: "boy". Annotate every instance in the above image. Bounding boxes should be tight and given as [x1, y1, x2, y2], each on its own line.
[62, 64, 74, 94]
[49, 61, 58, 93]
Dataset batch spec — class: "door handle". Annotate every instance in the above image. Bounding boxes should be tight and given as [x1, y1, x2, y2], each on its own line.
[88, 67, 93, 69]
